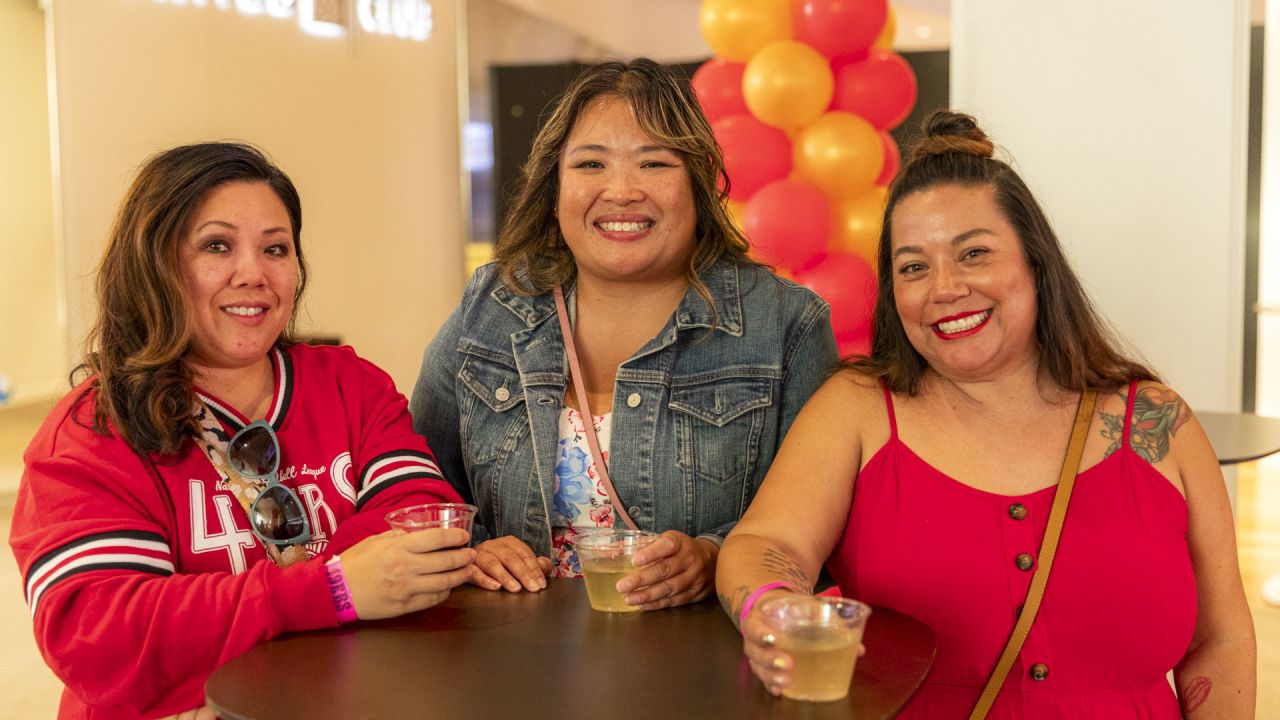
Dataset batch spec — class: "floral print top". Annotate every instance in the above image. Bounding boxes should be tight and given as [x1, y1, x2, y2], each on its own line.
[550, 407, 615, 577]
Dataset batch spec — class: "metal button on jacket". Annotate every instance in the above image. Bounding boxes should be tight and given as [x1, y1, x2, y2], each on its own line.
[494, 387, 510, 402]
[1015, 553, 1035, 571]
[626, 392, 642, 408]
[1030, 663, 1049, 681]
[1008, 503, 1028, 520]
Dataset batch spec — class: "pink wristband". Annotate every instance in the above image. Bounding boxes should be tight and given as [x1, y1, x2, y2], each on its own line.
[324, 556, 359, 624]
[738, 581, 795, 629]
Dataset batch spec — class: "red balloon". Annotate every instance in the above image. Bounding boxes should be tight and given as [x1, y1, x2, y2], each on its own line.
[793, 0, 888, 59]
[877, 131, 900, 186]
[793, 251, 877, 338]
[836, 332, 871, 358]
[713, 114, 792, 201]
[743, 179, 831, 271]
[692, 58, 749, 123]
[831, 51, 918, 130]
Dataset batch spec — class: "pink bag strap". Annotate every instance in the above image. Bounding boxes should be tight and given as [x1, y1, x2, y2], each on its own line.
[553, 285, 640, 531]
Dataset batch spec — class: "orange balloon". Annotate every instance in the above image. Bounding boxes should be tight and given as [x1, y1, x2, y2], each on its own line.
[873, 7, 896, 50]
[793, 111, 884, 200]
[700, 0, 793, 63]
[831, 186, 888, 264]
[743, 41, 834, 131]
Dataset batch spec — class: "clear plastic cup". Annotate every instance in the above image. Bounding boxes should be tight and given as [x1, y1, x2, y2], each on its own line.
[760, 595, 872, 702]
[574, 529, 659, 612]
[384, 503, 477, 534]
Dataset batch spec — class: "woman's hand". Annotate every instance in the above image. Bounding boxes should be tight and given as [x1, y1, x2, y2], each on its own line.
[339, 527, 475, 619]
[616, 530, 717, 610]
[739, 600, 795, 696]
[738, 595, 866, 697]
[471, 535, 553, 592]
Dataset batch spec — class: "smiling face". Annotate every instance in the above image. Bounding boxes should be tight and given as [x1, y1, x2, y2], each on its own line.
[179, 181, 298, 377]
[889, 183, 1040, 382]
[556, 96, 698, 288]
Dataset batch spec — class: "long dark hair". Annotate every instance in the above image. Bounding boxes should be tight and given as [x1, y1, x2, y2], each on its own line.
[494, 58, 751, 311]
[79, 142, 306, 455]
[849, 111, 1156, 393]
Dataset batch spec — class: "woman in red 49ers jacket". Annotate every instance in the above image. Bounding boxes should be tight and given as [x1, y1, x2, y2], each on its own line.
[9, 143, 475, 719]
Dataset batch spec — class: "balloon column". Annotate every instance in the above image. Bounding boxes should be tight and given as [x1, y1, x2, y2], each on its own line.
[694, 0, 916, 356]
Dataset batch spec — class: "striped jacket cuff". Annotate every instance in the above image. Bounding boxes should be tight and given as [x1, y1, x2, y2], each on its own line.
[24, 530, 173, 617]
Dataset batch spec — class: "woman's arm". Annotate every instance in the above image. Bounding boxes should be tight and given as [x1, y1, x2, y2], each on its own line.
[1166, 397, 1257, 718]
[716, 373, 872, 693]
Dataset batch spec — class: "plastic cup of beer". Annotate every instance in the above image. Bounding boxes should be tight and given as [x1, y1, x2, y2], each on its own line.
[760, 595, 872, 702]
[385, 503, 477, 535]
[575, 529, 659, 612]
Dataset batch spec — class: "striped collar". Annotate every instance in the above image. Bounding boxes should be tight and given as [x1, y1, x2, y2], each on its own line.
[195, 346, 294, 433]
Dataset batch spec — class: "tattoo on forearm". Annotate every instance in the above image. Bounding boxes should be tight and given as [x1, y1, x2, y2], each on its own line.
[1178, 676, 1211, 714]
[762, 548, 811, 590]
[1100, 387, 1190, 462]
[719, 585, 751, 627]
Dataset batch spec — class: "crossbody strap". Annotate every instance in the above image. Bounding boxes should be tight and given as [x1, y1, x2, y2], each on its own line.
[553, 285, 640, 531]
[968, 388, 1097, 720]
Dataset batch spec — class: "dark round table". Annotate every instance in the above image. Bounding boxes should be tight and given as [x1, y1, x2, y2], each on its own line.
[206, 580, 936, 719]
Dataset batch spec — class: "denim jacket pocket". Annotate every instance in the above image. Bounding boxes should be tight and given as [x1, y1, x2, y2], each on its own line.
[669, 375, 773, 484]
[457, 351, 527, 463]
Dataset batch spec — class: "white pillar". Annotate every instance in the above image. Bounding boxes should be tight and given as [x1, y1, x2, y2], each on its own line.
[951, 1, 1249, 415]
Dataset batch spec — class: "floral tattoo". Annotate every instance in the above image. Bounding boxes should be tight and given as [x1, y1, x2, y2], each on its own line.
[718, 585, 751, 627]
[1100, 386, 1190, 463]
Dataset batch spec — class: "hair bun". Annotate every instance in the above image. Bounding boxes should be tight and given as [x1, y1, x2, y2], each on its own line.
[907, 110, 995, 163]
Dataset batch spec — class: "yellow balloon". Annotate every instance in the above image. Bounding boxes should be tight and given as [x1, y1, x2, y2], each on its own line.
[874, 7, 897, 50]
[831, 186, 888, 264]
[793, 112, 884, 200]
[726, 199, 747, 233]
[743, 41, 834, 132]
[699, 0, 792, 63]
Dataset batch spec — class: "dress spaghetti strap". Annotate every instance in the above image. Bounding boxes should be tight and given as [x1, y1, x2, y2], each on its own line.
[1122, 379, 1139, 447]
[880, 380, 899, 439]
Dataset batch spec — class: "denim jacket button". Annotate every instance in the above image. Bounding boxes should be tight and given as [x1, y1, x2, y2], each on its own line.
[494, 387, 510, 402]
[626, 392, 642, 408]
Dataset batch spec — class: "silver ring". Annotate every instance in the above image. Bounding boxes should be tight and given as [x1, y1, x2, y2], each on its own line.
[760, 632, 776, 647]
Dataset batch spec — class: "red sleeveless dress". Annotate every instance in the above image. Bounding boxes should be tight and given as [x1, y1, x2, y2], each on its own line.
[825, 381, 1196, 718]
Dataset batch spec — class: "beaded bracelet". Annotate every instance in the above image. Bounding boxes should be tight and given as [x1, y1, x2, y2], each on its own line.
[324, 556, 359, 624]
[738, 581, 796, 629]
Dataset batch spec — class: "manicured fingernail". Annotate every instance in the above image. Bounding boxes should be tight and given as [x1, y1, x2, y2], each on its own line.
[506, 581, 520, 591]
[771, 657, 788, 670]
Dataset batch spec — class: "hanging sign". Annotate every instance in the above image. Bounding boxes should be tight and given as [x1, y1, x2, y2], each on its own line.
[153, 0, 433, 41]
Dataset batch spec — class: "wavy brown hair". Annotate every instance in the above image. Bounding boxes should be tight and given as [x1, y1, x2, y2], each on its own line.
[848, 111, 1156, 394]
[78, 142, 307, 456]
[494, 58, 751, 310]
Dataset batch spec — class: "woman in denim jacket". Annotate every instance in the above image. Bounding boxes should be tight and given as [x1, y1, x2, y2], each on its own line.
[411, 58, 837, 610]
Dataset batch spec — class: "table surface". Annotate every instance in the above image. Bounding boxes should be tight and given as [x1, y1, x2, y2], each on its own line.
[1198, 411, 1280, 465]
[206, 580, 936, 720]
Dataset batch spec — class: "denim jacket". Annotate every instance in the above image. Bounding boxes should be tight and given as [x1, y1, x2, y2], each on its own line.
[410, 259, 837, 555]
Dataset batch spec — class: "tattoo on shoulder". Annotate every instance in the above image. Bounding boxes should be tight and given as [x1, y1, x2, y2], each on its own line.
[1098, 386, 1190, 463]
[1178, 675, 1211, 715]
[762, 548, 811, 590]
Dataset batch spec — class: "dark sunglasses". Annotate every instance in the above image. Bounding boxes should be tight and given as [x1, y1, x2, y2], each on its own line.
[226, 420, 311, 547]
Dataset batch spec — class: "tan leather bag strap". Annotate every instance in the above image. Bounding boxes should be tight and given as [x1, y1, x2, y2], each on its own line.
[968, 388, 1097, 720]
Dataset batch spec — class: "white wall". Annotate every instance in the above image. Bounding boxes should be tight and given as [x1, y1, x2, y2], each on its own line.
[44, 0, 465, 393]
[0, 0, 62, 407]
[952, 1, 1250, 414]
[1260, 0, 1280, 418]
